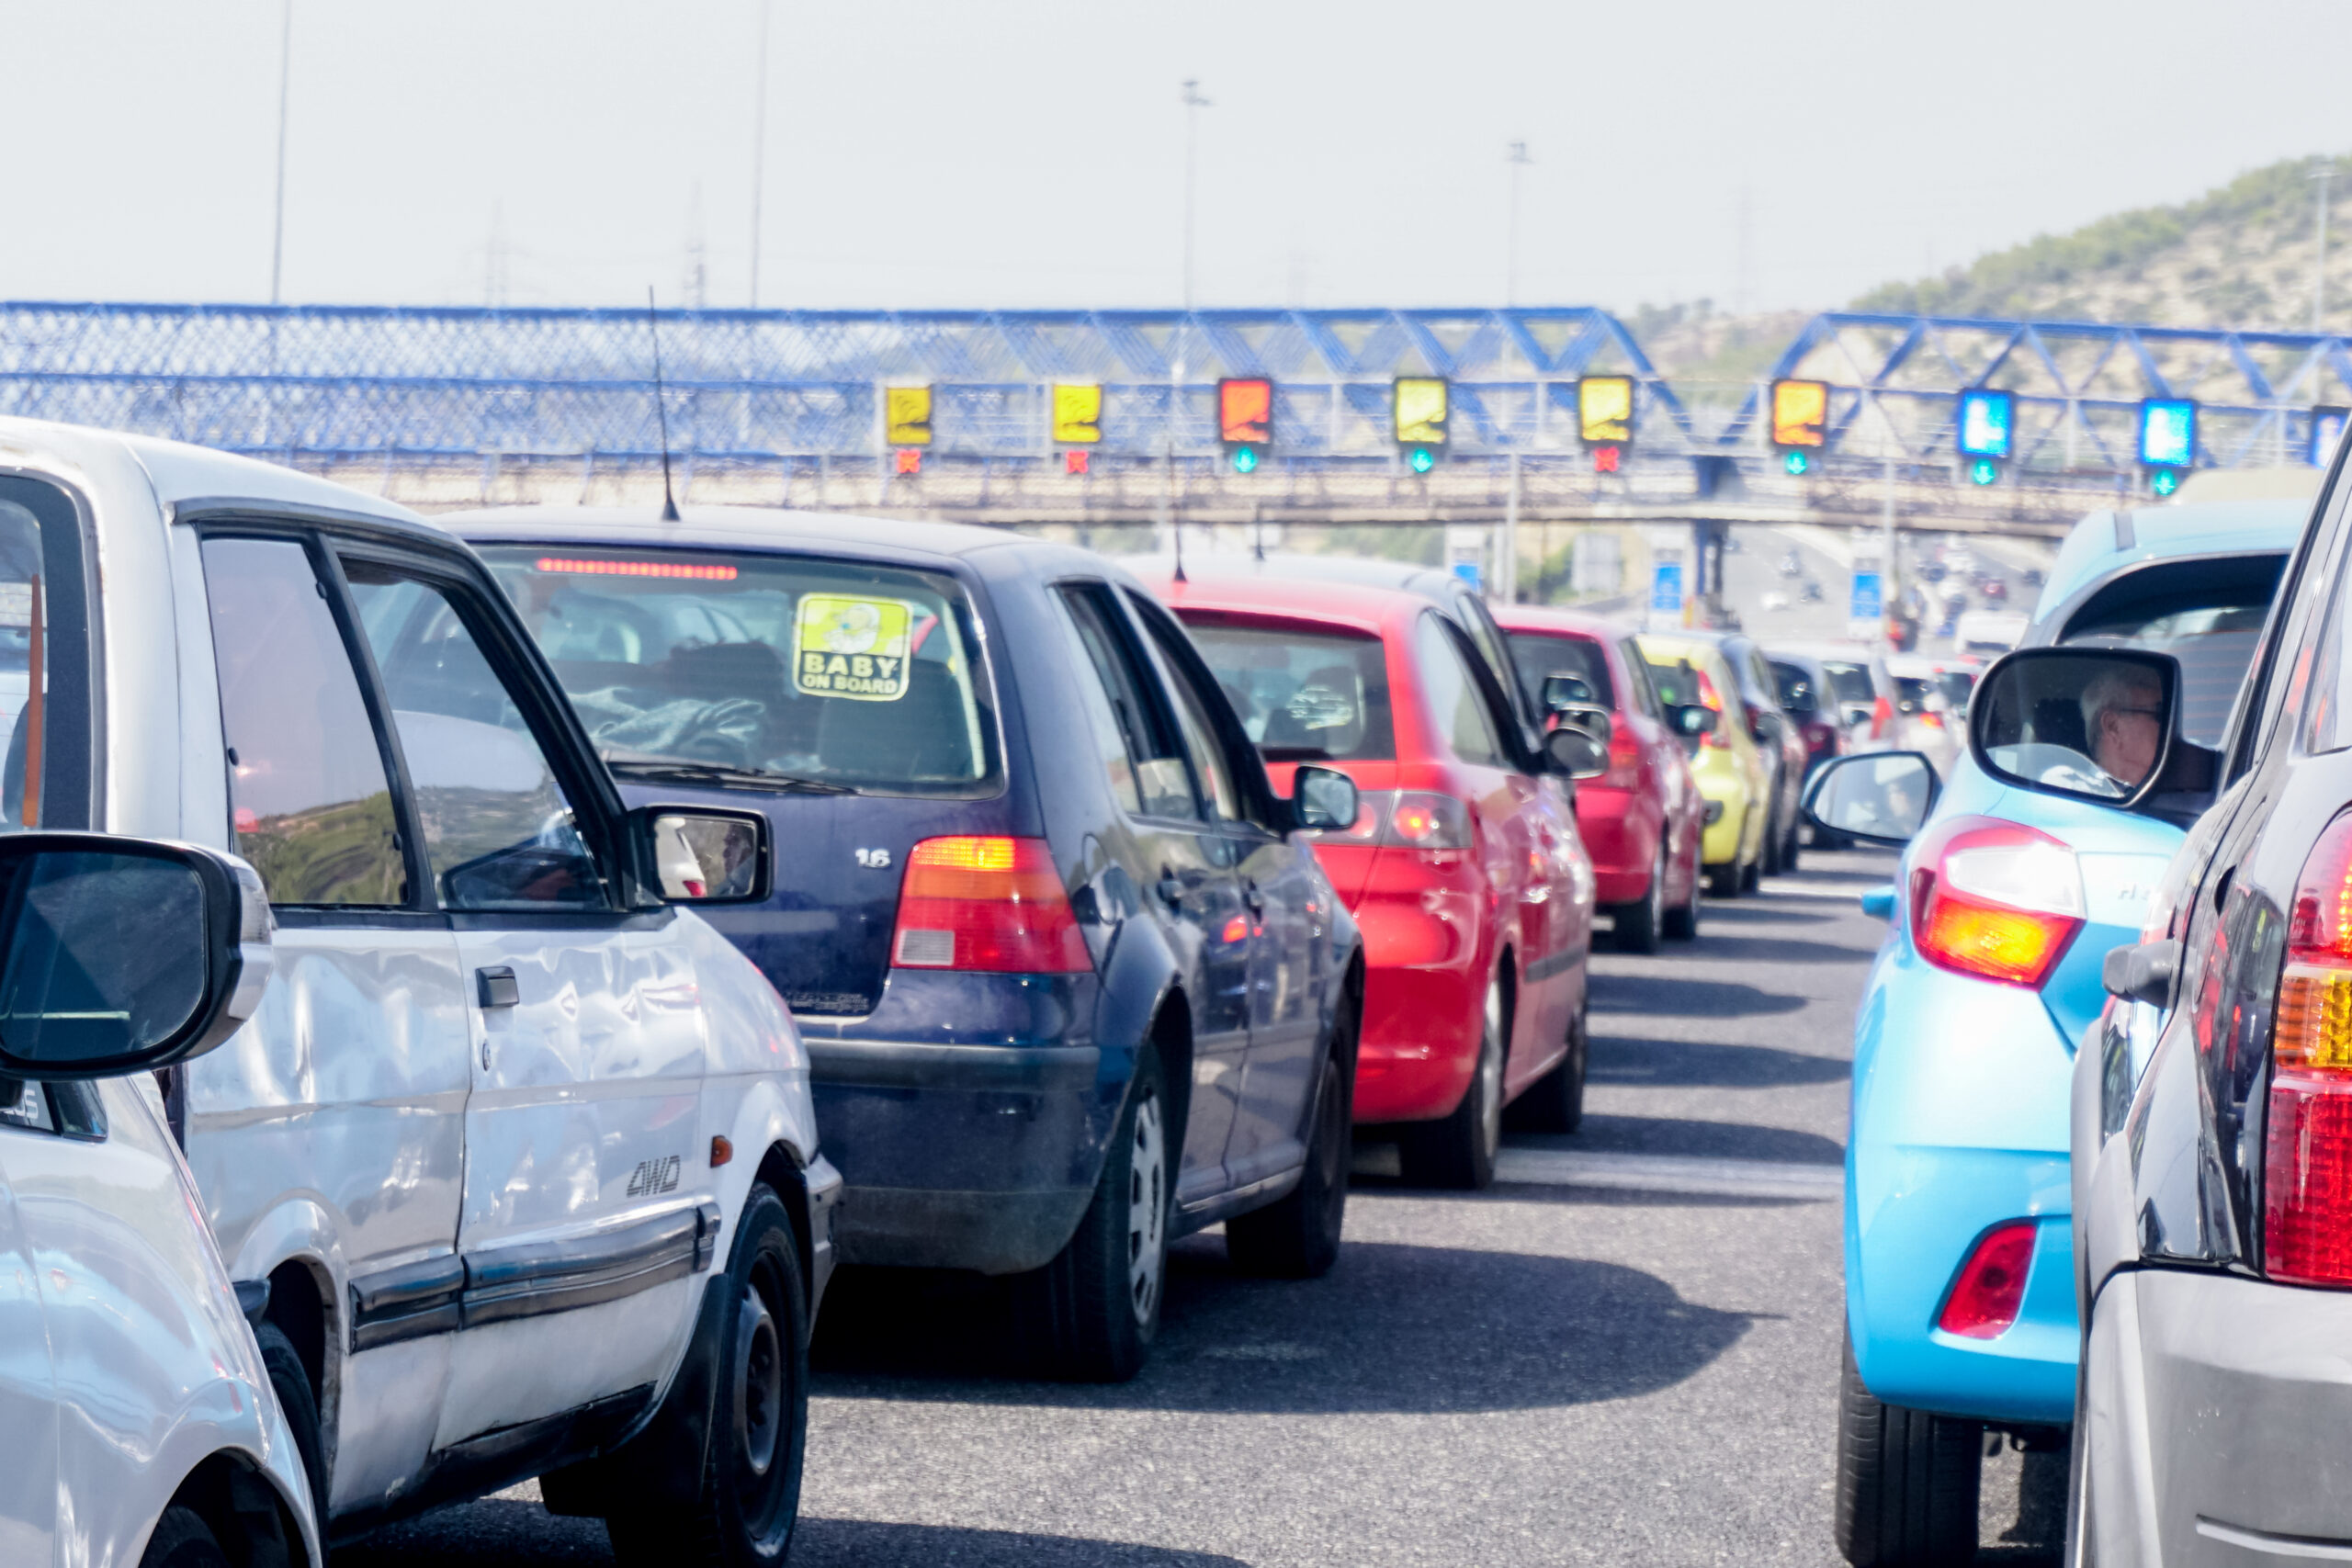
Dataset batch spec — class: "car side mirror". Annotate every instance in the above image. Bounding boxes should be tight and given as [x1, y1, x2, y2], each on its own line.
[1544, 725, 1608, 780]
[1801, 751, 1939, 847]
[1966, 647, 2215, 819]
[1542, 673, 1596, 712]
[1551, 703, 1612, 747]
[1290, 765, 1362, 833]
[1672, 705, 1718, 738]
[0, 832, 274, 1080]
[632, 807, 772, 903]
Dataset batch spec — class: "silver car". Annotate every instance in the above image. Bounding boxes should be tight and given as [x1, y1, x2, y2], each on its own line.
[0, 418, 840, 1562]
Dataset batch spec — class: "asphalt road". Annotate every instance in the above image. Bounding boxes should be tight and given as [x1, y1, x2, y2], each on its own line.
[337, 847, 2062, 1566]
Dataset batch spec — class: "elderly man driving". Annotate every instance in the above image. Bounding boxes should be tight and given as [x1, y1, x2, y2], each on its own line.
[2079, 665, 2165, 790]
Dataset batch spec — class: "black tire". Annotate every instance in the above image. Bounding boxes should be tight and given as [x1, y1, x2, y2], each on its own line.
[1663, 850, 1702, 940]
[606, 1185, 808, 1567]
[1611, 849, 1664, 954]
[140, 1506, 232, 1568]
[1781, 813, 1804, 874]
[253, 1319, 328, 1532]
[1227, 983, 1357, 1278]
[1507, 995, 1587, 1134]
[1020, 1047, 1170, 1381]
[1835, 1333, 1981, 1567]
[1741, 852, 1763, 893]
[1399, 975, 1505, 1190]
[1762, 803, 1786, 875]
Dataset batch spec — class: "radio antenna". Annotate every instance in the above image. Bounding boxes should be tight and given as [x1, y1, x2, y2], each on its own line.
[647, 286, 681, 522]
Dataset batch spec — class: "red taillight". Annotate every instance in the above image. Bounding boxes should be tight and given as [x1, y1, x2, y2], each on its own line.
[1385, 792, 1473, 850]
[1938, 1220, 2039, 1338]
[1871, 694, 1892, 741]
[1602, 727, 1642, 790]
[2265, 813, 2352, 1284]
[1803, 718, 1838, 757]
[889, 836, 1091, 974]
[1907, 816, 2084, 988]
[1697, 670, 1729, 750]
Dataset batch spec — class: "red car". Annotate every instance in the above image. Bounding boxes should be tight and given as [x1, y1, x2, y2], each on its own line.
[1142, 571, 1596, 1190]
[1495, 605, 1707, 953]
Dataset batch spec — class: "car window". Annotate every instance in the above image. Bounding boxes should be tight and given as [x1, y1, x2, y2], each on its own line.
[0, 481, 95, 833]
[1770, 660, 1817, 715]
[1058, 604, 1146, 815]
[1618, 641, 1660, 718]
[1055, 585, 1197, 820]
[1453, 596, 1530, 733]
[1645, 659, 1695, 708]
[345, 565, 608, 912]
[1820, 660, 1877, 705]
[1179, 615, 1396, 762]
[478, 545, 998, 798]
[1416, 615, 1506, 767]
[1157, 650, 1240, 822]
[1506, 631, 1613, 709]
[200, 537, 407, 908]
[2058, 556, 2286, 746]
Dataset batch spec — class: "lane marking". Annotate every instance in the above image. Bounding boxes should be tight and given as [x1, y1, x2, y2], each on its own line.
[1492, 1148, 1843, 1201]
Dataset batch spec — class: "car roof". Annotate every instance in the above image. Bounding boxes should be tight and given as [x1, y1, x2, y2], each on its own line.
[1489, 604, 1636, 642]
[439, 503, 1038, 567]
[1137, 569, 1427, 637]
[2035, 497, 2311, 622]
[1108, 547, 1471, 598]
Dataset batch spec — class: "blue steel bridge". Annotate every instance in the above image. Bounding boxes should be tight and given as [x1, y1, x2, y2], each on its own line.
[1, 301, 2346, 535]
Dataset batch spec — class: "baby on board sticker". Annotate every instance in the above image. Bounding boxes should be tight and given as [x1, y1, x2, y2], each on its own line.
[795, 594, 915, 701]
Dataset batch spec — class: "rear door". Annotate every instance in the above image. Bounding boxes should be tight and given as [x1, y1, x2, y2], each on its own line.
[340, 550, 710, 1447]
[1055, 582, 1251, 1204]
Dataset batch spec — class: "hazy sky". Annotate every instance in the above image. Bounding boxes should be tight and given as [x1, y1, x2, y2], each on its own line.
[10, 0, 2352, 315]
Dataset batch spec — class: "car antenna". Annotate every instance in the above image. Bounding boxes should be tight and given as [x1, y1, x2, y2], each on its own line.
[646, 286, 682, 523]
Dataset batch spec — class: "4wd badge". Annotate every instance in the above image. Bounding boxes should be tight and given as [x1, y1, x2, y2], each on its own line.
[794, 594, 914, 701]
[626, 1155, 682, 1197]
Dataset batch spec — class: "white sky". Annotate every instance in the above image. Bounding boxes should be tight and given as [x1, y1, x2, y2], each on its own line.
[8, 0, 2352, 316]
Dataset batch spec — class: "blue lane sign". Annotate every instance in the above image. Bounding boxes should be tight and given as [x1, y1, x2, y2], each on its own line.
[2139, 399, 2197, 469]
[2312, 405, 2349, 468]
[1450, 559, 1482, 589]
[1957, 389, 2015, 460]
[1650, 560, 1684, 616]
[1849, 570, 1883, 622]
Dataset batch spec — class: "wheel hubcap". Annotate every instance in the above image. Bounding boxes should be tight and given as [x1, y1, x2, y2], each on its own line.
[732, 1280, 783, 1484]
[1126, 1091, 1167, 1325]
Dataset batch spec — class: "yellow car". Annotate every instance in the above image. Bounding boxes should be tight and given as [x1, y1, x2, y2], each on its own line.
[1636, 633, 1769, 897]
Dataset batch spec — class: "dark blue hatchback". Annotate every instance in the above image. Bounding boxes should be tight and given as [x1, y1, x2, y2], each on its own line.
[447, 507, 1365, 1380]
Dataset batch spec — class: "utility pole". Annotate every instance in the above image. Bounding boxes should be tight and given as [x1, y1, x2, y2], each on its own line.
[748, 0, 773, 309]
[1505, 141, 1532, 308]
[269, 0, 293, 303]
[2314, 160, 2336, 334]
[1168, 79, 1211, 574]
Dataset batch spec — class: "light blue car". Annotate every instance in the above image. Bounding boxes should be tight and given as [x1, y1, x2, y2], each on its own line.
[1804, 499, 2307, 1567]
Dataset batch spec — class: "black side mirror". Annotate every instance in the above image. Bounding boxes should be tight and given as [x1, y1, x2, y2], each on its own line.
[632, 807, 772, 903]
[0, 832, 274, 1080]
[1672, 705, 1718, 738]
[1290, 765, 1362, 833]
[1801, 751, 1940, 847]
[1544, 726, 1608, 780]
[1966, 647, 2213, 818]
[1542, 673, 1596, 712]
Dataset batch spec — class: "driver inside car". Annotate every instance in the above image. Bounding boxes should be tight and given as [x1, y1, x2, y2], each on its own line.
[2082, 665, 2165, 790]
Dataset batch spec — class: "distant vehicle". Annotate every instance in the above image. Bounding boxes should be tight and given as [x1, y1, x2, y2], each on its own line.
[456, 512, 1369, 1381]
[1498, 604, 1710, 952]
[1916, 558, 1948, 584]
[0, 832, 320, 1568]
[1954, 608, 2030, 654]
[1799, 579, 1825, 604]
[1763, 650, 1849, 774]
[1760, 590, 1791, 612]
[1637, 632, 1770, 896]
[1778, 550, 1804, 578]
[1154, 571, 1598, 1190]
[1801, 496, 2304, 1566]
[2020, 567, 2045, 589]
[1978, 576, 2009, 604]
[2068, 482, 2352, 1562]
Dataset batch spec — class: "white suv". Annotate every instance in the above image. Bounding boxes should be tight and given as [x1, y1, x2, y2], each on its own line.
[0, 419, 839, 1562]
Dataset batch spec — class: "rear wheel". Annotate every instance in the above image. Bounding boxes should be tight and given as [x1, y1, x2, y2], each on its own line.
[1835, 1333, 1981, 1566]
[254, 1320, 327, 1532]
[1781, 811, 1804, 874]
[139, 1507, 230, 1568]
[1020, 1048, 1170, 1381]
[1399, 976, 1505, 1190]
[1741, 849, 1763, 893]
[1227, 984, 1356, 1279]
[605, 1186, 808, 1567]
[1762, 804, 1786, 875]
[1664, 847, 1702, 939]
[1611, 848, 1664, 954]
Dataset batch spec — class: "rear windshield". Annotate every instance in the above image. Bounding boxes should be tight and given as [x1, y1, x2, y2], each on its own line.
[1938, 671, 1976, 709]
[1507, 631, 1614, 709]
[478, 546, 999, 797]
[1645, 660, 1696, 707]
[1820, 660, 1876, 705]
[1178, 616, 1396, 761]
[2059, 557, 2285, 745]
[1892, 677, 1935, 711]
[1769, 660, 1817, 714]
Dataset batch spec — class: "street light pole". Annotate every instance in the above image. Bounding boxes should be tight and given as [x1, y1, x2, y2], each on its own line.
[269, 0, 292, 304]
[1169, 79, 1211, 577]
[1505, 141, 1532, 308]
[749, 0, 772, 309]
[2314, 161, 2336, 335]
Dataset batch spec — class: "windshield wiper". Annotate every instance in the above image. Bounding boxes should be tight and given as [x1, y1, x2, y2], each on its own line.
[602, 756, 858, 795]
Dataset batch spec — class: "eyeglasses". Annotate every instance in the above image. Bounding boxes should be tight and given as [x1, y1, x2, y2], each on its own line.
[2109, 706, 2165, 721]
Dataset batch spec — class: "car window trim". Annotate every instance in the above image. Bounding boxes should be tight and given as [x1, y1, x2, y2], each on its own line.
[1051, 580, 1206, 826]
[1422, 613, 1516, 772]
[2223, 487, 2346, 782]
[1118, 586, 1290, 836]
[193, 523, 437, 914]
[0, 472, 102, 833]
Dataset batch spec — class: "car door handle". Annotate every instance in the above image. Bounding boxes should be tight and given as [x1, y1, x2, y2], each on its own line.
[476, 966, 520, 1009]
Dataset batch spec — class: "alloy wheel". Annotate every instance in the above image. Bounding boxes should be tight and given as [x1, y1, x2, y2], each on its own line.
[1126, 1091, 1168, 1325]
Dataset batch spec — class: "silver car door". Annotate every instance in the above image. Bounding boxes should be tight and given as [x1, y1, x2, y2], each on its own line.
[0, 1089, 54, 1566]
[340, 556, 709, 1450]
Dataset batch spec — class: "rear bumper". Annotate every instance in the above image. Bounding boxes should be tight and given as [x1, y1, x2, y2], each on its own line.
[1351, 938, 1482, 1124]
[807, 1040, 1109, 1275]
[1576, 785, 1656, 907]
[2093, 1268, 2352, 1558]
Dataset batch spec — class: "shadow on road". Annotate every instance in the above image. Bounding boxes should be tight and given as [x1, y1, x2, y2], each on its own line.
[812, 1236, 1752, 1412]
[1531, 1114, 1845, 1165]
[1656, 931, 1884, 965]
[332, 1500, 610, 1564]
[1588, 1034, 1849, 1089]
[1590, 977, 1809, 1018]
